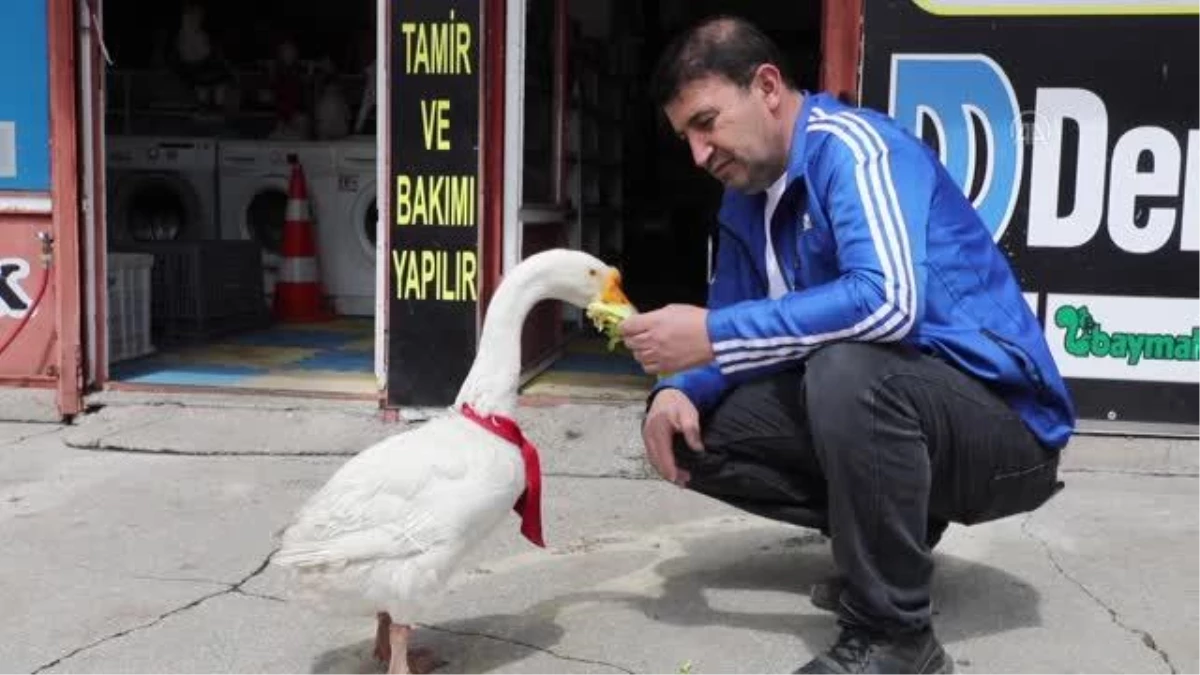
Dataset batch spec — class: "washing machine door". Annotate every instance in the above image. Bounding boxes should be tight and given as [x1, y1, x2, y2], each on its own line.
[109, 171, 202, 242]
[352, 178, 379, 262]
[241, 177, 291, 256]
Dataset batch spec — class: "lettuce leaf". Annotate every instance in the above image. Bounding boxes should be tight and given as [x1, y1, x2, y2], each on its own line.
[586, 302, 636, 351]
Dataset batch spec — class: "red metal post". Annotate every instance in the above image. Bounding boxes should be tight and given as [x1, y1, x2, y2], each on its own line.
[821, 0, 864, 104]
[480, 0, 506, 316]
[89, 0, 109, 387]
[49, 0, 83, 416]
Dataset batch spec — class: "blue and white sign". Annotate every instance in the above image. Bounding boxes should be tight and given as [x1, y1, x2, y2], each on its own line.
[862, 0, 1199, 427]
[0, 0, 50, 192]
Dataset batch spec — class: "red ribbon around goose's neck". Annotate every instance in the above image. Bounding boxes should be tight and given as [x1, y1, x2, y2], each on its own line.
[458, 404, 544, 547]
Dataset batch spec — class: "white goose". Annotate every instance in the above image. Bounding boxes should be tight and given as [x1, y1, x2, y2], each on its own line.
[273, 249, 633, 674]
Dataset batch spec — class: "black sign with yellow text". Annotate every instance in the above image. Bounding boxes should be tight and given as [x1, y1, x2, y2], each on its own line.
[387, 0, 481, 406]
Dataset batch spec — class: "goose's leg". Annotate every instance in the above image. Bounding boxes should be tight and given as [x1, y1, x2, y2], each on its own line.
[373, 612, 392, 662]
[387, 623, 445, 674]
[387, 622, 411, 674]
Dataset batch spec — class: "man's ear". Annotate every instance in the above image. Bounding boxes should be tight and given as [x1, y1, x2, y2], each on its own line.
[753, 63, 784, 110]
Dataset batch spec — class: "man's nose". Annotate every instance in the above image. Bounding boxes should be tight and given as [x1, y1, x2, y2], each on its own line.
[688, 135, 713, 169]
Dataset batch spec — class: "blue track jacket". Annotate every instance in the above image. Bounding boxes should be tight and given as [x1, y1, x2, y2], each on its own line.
[654, 92, 1076, 450]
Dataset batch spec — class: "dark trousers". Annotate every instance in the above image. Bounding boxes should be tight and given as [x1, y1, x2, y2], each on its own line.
[673, 343, 1063, 634]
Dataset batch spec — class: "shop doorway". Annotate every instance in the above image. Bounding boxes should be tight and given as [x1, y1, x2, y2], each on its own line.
[517, 0, 827, 402]
[88, 0, 383, 398]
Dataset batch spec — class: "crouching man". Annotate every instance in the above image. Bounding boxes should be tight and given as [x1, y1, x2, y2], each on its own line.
[620, 15, 1074, 674]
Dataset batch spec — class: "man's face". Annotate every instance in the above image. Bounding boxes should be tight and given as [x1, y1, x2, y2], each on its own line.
[663, 70, 786, 193]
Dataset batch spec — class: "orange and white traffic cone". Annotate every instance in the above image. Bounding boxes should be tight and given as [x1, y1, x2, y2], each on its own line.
[273, 155, 332, 323]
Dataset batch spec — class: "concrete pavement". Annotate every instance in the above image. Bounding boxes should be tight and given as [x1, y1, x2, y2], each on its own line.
[0, 394, 1195, 673]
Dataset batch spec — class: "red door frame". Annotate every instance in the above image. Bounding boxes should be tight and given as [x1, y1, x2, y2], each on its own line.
[81, 0, 109, 392]
[480, 0, 506, 314]
[49, 0, 83, 416]
[478, 0, 570, 375]
[821, 0, 865, 103]
[81, 0, 378, 403]
[81, 0, 383, 404]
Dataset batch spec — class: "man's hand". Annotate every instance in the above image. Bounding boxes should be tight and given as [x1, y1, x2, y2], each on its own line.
[620, 304, 714, 375]
[642, 388, 703, 486]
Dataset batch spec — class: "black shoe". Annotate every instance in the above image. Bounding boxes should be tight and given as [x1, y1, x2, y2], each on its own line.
[795, 626, 953, 674]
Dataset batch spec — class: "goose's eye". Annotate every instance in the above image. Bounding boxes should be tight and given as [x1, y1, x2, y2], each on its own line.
[588, 269, 598, 277]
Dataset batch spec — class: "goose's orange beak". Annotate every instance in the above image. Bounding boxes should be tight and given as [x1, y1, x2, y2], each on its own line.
[601, 269, 632, 306]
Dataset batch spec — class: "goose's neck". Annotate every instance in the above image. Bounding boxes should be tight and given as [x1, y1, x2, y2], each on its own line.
[454, 263, 552, 417]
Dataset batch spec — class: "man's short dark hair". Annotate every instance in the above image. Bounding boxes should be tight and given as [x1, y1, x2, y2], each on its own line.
[650, 16, 796, 108]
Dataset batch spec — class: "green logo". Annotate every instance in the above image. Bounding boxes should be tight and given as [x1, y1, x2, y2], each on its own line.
[1054, 305, 1199, 366]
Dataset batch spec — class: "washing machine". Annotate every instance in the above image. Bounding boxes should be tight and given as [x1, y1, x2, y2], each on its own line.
[321, 137, 378, 316]
[217, 140, 337, 301]
[105, 136, 218, 243]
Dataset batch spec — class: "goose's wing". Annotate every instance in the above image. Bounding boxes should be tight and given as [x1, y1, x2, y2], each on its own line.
[275, 419, 521, 568]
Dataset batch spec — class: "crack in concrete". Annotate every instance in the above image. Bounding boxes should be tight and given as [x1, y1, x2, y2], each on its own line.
[29, 588, 228, 673]
[416, 623, 635, 674]
[1022, 515, 1178, 674]
[30, 549, 279, 673]
[62, 417, 175, 453]
[236, 586, 288, 600]
[1, 425, 66, 447]
[127, 575, 287, 605]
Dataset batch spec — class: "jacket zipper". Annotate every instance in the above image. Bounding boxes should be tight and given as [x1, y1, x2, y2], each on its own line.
[766, 208, 794, 294]
[773, 192, 799, 293]
[773, 236, 795, 293]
